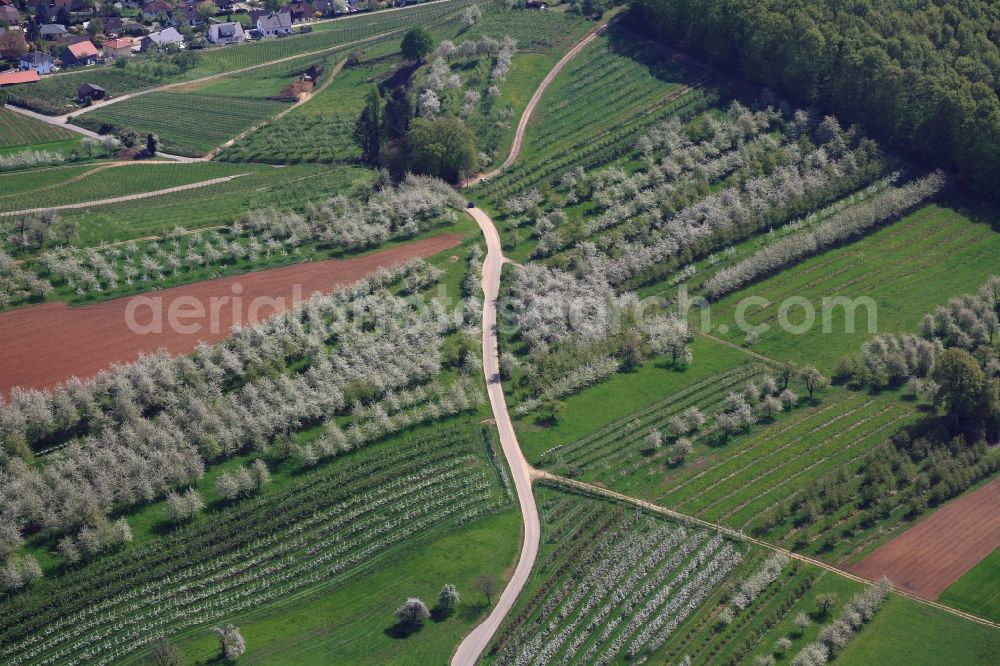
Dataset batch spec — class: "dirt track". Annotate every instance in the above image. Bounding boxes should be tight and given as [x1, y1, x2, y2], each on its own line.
[0, 234, 460, 395]
[850, 476, 1000, 599]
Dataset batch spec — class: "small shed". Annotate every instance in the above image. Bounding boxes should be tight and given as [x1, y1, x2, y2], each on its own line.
[78, 83, 107, 101]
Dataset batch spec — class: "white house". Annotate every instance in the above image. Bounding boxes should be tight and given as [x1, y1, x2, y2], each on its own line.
[141, 27, 184, 52]
[256, 12, 292, 37]
[19, 51, 54, 74]
[207, 21, 245, 45]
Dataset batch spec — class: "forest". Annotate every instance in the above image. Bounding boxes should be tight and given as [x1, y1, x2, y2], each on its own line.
[629, 0, 1000, 202]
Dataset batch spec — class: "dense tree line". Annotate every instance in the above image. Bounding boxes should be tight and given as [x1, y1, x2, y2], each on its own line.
[629, 0, 1000, 201]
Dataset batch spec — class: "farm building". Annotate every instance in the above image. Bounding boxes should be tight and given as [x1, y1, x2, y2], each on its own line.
[77, 83, 107, 101]
[0, 5, 18, 25]
[207, 21, 245, 45]
[141, 27, 184, 51]
[18, 51, 54, 74]
[62, 40, 99, 66]
[103, 38, 134, 59]
[39, 24, 68, 41]
[256, 11, 292, 37]
[0, 70, 39, 87]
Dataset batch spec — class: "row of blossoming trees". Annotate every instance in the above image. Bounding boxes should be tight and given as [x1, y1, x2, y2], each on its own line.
[0, 257, 485, 578]
[0, 175, 462, 309]
[493, 102, 943, 416]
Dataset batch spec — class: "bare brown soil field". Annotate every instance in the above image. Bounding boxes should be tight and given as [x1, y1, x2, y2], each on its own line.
[850, 475, 1000, 599]
[0, 234, 460, 395]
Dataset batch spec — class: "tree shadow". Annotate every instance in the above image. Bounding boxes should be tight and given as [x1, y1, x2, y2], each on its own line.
[430, 606, 454, 623]
[384, 621, 425, 640]
[459, 601, 489, 622]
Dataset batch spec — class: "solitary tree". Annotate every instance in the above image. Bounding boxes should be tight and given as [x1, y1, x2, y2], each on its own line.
[815, 592, 839, 618]
[401, 27, 433, 63]
[149, 637, 183, 666]
[211, 624, 245, 663]
[146, 133, 160, 156]
[462, 4, 481, 26]
[438, 583, 460, 612]
[793, 611, 811, 634]
[800, 366, 828, 400]
[474, 575, 498, 606]
[394, 597, 430, 627]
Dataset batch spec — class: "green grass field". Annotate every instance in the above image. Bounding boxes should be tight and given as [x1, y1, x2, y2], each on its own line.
[838, 595, 1000, 665]
[0, 107, 76, 149]
[58, 163, 374, 245]
[939, 547, 1000, 624]
[705, 204, 1000, 373]
[0, 162, 270, 214]
[513, 335, 752, 462]
[170, 509, 520, 665]
[0, 163, 97, 195]
[81, 92, 292, 156]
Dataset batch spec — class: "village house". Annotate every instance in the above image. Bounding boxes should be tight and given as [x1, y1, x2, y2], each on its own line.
[207, 21, 244, 45]
[0, 5, 19, 25]
[256, 11, 292, 37]
[140, 26, 183, 51]
[102, 16, 124, 36]
[141, 0, 174, 21]
[52, 0, 89, 12]
[62, 39, 99, 66]
[103, 37, 133, 59]
[18, 51, 54, 73]
[169, 6, 204, 28]
[286, 1, 314, 22]
[39, 23, 68, 41]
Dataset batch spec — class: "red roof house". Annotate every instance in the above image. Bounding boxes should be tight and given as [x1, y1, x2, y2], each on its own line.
[62, 40, 99, 66]
[0, 70, 40, 86]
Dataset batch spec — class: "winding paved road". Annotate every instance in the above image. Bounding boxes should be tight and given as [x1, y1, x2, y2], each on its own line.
[451, 21, 614, 665]
[452, 209, 542, 666]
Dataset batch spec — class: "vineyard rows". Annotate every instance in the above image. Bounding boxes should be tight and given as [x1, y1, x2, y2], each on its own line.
[0, 108, 75, 149]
